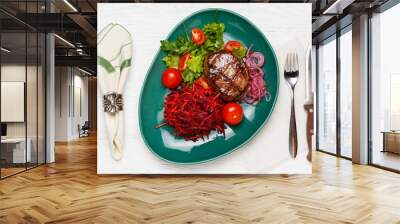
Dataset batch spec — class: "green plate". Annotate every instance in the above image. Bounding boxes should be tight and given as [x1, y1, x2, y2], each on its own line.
[139, 8, 279, 164]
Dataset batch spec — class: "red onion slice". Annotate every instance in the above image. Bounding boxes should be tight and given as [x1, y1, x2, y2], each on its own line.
[244, 51, 267, 105]
[249, 52, 264, 67]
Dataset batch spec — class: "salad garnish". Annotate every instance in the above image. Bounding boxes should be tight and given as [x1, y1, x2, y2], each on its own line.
[157, 22, 268, 141]
[161, 23, 225, 83]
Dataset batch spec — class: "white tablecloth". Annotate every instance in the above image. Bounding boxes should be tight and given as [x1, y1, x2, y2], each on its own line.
[97, 3, 312, 174]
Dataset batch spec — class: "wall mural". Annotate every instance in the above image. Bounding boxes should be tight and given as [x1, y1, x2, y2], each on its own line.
[97, 3, 312, 174]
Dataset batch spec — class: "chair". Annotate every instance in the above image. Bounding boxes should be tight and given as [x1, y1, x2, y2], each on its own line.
[78, 121, 90, 138]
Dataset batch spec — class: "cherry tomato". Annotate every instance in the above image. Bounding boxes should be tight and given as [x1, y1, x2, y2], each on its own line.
[179, 53, 191, 71]
[222, 103, 243, 126]
[162, 68, 182, 89]
[195, 76, 210, 89]
[191, 28, 206, 45]
[224, 40, 242, 52]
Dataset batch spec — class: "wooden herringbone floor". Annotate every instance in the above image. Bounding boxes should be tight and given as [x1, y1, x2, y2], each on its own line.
[1, 135, 400, 224]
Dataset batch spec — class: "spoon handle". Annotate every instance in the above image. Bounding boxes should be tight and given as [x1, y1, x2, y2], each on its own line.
[289, 89, 298, 159]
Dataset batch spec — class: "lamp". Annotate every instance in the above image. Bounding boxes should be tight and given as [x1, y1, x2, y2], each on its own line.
[54, 34, 75, 48]
[63, 0, 78, 12]
[1, 47, 11, 53]
[322, 0, 355, 15]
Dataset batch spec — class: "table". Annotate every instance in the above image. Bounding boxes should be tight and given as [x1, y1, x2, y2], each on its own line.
[381, 131, 400, 154]
[1, 138, 31, 164]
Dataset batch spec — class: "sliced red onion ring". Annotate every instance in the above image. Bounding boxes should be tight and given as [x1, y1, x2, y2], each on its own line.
[248, 66, 264, 78]
[244, 50, 267, 105]
[246, 57, 257, 68]
[249, 52, 264, 67]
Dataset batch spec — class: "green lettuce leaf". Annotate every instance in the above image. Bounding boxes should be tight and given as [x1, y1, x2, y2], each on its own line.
[232, 46, 247, 59]
[160, 36, 196, 55]
[203, 23, 225, 52]
[186, 54, 204, 74]
[182, 69, 201, 83]
[162, 54, 179, 69]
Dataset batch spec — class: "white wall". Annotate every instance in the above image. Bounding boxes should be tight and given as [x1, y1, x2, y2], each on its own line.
[1, 65, 42, 137]
[1, 65, 26, 139]
[71, 72, 89, 138]
[55, 66, 69, 141]
[1, 63, 46, 164]
[54, 67, 89, 141]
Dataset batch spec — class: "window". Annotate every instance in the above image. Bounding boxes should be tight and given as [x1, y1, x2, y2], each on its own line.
[390, 74, 400, 130]
[317, 36, 337, 154]
[370, 2, 400, 171]
[316, 25, 353, 159]
[340, 27, 352, 158]
[0, 1, 47, 179]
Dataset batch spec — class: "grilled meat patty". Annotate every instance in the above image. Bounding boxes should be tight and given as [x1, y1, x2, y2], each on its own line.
[204, 51, 249, 102]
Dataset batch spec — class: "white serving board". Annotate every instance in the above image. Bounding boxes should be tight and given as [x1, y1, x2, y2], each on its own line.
[97, 3, 312, 174]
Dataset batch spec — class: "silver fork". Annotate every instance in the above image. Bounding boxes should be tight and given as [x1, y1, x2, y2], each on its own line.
[284, 53, 299, 159]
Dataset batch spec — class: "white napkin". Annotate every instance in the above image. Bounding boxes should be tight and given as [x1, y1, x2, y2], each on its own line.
[97, 23, 132, 160]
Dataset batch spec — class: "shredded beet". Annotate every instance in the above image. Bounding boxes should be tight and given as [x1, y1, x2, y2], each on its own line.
[159, 83, 225, 141]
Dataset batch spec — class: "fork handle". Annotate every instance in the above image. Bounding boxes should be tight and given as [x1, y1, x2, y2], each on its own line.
[289, 89, 298, 159]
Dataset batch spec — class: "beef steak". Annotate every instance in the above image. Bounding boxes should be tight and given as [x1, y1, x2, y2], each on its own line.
[204, 51, 249, 101]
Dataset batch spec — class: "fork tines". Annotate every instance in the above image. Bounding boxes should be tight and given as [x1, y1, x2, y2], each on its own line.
[284, 52, 299, 73]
